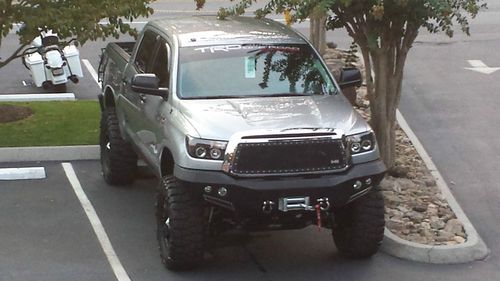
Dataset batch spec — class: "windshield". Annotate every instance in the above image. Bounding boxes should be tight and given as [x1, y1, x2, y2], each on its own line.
[178, 44, 338, 99]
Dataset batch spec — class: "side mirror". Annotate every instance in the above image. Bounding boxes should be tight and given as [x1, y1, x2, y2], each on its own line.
[131, 73, 168, 97]
[338, 67, 362, 89]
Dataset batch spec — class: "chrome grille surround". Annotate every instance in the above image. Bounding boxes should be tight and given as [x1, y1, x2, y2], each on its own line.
[222, 129, 349, 177]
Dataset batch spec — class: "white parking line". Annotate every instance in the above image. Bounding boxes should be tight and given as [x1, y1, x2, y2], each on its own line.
[62, 163, 131, 281]
[0, 167, 46, 180]
[81, 59, 102, 88]
[0, 93, 75, 102]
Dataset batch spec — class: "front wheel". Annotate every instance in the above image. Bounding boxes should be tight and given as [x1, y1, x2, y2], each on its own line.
[332, 188, 385, 258]
[156, 176, 205, 270]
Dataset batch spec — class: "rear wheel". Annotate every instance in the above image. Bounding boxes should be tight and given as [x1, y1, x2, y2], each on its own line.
[332, 188, 385, 258]
[100, 108, 137, 185]
[156, 176, 205, 270]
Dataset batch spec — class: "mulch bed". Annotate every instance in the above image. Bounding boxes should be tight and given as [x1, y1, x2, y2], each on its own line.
[0, 105, 34, 124]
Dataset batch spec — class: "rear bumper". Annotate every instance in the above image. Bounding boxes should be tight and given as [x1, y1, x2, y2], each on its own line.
[174, 159, 386, 214]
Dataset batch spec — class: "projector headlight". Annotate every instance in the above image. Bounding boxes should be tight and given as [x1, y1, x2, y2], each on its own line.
[346, 131, 376, 154]
[187, 136, 227, 160]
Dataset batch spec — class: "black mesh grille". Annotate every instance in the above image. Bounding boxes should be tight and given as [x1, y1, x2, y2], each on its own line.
[232, 139, 348, 175]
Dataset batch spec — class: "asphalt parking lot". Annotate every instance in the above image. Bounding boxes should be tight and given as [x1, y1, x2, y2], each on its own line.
[0, 160, 395, 281]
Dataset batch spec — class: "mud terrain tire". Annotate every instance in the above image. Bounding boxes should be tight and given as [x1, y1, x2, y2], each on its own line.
[100, 108, 137, 185]
[332, 188, 385, 258]
[156, 176, 205, 270]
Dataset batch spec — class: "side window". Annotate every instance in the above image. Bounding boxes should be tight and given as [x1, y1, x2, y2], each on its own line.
[134, 30, 157, 73]
[151, 40, 170, 88]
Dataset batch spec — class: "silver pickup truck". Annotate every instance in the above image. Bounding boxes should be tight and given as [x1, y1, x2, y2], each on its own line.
[98, 15, 386, 270]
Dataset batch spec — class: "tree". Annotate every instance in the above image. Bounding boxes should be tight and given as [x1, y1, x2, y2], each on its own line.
[198, 0, 486, 169]
[0, 0, 154, 68]
[309, 6, 327, 55]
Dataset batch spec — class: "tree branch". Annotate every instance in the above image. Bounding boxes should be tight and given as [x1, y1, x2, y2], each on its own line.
[0, 43, 28, 68]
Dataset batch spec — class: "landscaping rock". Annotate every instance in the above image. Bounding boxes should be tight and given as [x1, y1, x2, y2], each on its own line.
[444, 219, 465, 236]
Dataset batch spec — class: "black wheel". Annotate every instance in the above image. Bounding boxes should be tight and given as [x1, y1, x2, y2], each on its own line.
[100, 108, 137, 185]
[53, 83, 67, 93]
[332, 188, 385, 258]
[156, 176, 204, 270]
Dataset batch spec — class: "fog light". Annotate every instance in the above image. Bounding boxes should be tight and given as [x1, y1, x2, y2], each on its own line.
[204, 186, 212, 193]
[353, 180, 362, 190]
[218, 187, 228, 197]
[195, 146, 207, 158]
[365, 178, 372, 185]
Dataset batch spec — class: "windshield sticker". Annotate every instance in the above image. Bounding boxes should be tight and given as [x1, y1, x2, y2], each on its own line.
[193, 45, 301, 54]
[245, 57, 256, 79]
[194, 45, 243, 53]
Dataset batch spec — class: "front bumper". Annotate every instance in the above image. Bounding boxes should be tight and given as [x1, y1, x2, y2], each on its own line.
[174, 159, 386, 215]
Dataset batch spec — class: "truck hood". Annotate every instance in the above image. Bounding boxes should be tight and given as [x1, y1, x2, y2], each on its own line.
[178, 95, 369, 140]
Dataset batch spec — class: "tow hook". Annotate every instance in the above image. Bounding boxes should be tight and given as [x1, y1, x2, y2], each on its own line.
[316, 198, 331, 211]
[262, 201, 275, 214]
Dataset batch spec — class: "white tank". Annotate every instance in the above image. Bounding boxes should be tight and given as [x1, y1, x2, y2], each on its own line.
[63, 45, 83, 78]
[24, 52, 45, 87]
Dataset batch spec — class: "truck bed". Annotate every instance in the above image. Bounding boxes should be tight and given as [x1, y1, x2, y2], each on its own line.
[98, 41, 135, 87]
[108, 42, 135, 61]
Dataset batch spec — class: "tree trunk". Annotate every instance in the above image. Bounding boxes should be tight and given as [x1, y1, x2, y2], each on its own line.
[364, 49, 405, 170]
[340, 16, 417, 170]
[371, 103, 396, 169]
[309, 15, 326, 55]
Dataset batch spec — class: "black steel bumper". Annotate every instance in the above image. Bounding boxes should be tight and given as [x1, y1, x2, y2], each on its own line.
[174, 160, 386, 215]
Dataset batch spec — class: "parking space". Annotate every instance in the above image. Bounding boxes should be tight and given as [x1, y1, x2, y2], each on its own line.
[1, 160, 405, 281]
[0, 161, 275, 280]
[72, 161, 268, 281]
[0, 162, 116, 281]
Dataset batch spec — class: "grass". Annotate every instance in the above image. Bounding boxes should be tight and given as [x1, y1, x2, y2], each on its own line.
[0, 101, 100, 147]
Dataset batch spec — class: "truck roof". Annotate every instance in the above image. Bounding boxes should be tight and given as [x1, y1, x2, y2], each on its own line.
[149, 15, 307, 47]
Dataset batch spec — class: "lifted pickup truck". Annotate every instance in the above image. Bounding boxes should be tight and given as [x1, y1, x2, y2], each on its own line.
[98, 16, 386, 270]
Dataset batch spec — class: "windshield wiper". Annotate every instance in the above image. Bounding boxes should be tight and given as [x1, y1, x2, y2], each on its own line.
[183, 95, 248, 100]
[182, 93, 316, 100]
[252, 93, 312, 98]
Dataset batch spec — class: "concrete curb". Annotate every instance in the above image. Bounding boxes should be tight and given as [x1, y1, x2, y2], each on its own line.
[0, 93, 76, 102]
[379, 110, 489, 263]
[0, 145, 99, 162]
